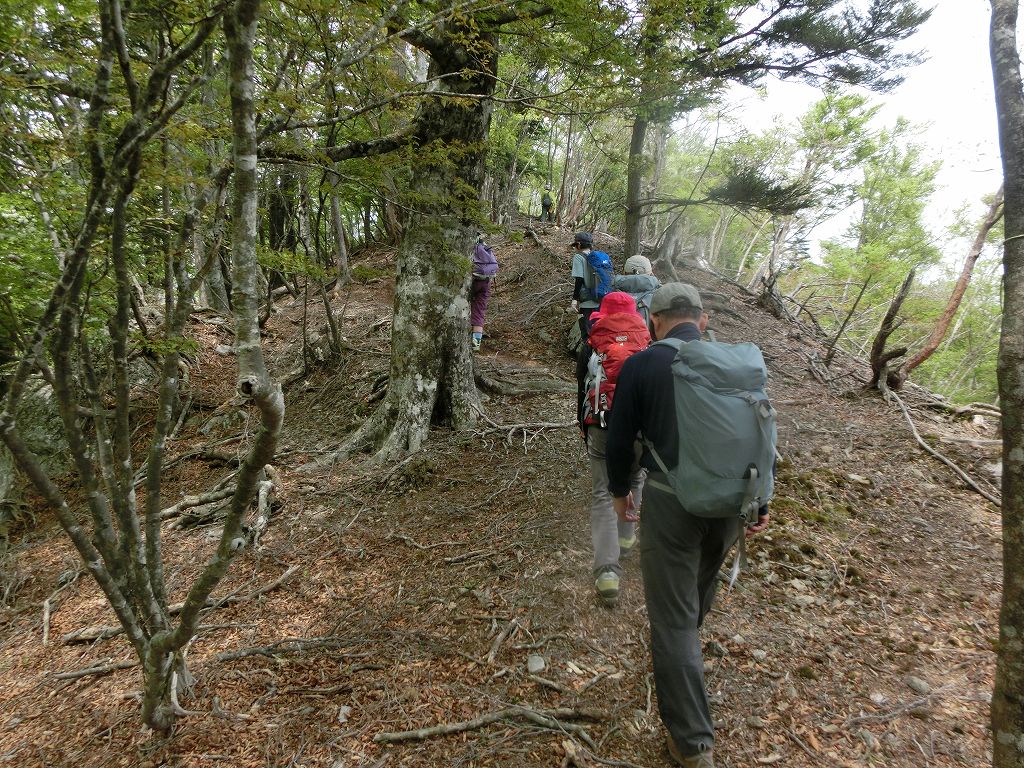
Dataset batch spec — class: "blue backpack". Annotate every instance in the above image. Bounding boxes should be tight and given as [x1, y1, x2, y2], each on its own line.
[582, 250, 614, 302]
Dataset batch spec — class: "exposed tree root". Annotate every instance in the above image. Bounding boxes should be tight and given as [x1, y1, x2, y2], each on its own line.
[373, 705, 601, 748]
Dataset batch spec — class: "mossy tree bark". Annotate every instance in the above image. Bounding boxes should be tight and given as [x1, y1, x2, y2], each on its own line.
[991, 0, 1024, 764]
[344, 13, 498, 461]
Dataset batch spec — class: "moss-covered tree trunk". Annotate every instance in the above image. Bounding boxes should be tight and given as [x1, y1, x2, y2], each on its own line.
[345, 15, 496, 461]
[991, 1, 1024, 764]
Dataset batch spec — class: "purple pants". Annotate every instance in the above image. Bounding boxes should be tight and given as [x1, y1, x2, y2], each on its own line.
[470, 277, 492, 326]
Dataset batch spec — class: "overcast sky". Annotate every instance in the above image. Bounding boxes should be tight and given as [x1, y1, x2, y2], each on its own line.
[726, 0, 1002, 247]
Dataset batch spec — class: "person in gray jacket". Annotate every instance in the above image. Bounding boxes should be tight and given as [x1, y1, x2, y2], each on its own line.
[612, 254, 660, 324]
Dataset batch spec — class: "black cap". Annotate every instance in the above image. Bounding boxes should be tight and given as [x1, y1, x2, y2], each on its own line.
[570, 232, 593, 247]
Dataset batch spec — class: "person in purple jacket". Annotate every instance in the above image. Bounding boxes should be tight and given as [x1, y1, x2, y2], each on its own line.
[470, 234, 498, 351]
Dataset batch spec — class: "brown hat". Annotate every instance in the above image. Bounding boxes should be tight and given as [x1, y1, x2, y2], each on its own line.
[650, 282, 702, 314]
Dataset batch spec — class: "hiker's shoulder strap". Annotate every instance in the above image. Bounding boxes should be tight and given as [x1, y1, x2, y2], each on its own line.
[651, 338, 683, 351]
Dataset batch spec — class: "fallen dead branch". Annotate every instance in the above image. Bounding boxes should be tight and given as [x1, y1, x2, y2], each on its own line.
[215, 635, 352, 662]
[62, 565, 300, 645]
[844, 685, 955, 727]
[472, 405, 576, 450]
[248, 466, 279, 547]
[486, 618, 520, 664]
[160, 486, 237, 520]
[529, 674, 573, 694]
[373, 705, 601, 748]
[882, 384, 1001, 507]
[53, 660, 138, 681]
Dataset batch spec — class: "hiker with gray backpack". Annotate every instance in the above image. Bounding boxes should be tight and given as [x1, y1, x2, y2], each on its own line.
[612, 254, 660, 325]
[605, 282, 775, 768]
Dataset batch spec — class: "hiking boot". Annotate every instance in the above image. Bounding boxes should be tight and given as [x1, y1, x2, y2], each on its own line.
[594, 568, 619, 606]
[667, 734, 714, 767]
[618, 534, 637, 558]
[471, 337, 481, 352]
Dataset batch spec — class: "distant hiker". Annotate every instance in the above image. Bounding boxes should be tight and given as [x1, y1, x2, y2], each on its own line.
[470, 234, 499, 352]
[612, 254, 661, 325]
[582, 291, 651, 605]
[605, 282, 773, 768]
[541, 185, 553, 222]
[569, 232, 616, 426]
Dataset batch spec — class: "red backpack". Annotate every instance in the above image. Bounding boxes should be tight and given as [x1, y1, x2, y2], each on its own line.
[583, 312, 651, 428]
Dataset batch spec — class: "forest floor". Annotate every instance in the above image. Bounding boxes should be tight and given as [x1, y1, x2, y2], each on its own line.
[0, 221, 1004, 768]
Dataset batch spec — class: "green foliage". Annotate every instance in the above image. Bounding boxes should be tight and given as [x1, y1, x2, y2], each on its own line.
[257, 245, 329, 281]
[130, 331, 201, 358]
[708, 164, 816, 216]
[0, 194, 60, 364]
[351, 264, 389, 283]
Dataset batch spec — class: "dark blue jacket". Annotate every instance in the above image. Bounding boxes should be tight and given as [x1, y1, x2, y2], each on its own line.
[605, 322, 702, 496]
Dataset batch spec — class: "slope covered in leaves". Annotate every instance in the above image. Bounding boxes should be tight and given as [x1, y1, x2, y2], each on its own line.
[0, 221, 1001, 767]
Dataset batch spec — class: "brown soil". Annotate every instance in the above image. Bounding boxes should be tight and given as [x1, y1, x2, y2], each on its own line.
[0, 224, 1001, 767]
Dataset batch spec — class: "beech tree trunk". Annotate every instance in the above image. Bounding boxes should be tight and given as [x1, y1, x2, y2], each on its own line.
[623, 116, 648, 260]
[330, 189, 351, 285]
[343, 14, 495, 461]
[990, 1, 1024, 764]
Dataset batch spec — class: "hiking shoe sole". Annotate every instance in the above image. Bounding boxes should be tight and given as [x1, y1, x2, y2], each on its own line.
[595, 570, 620, 606]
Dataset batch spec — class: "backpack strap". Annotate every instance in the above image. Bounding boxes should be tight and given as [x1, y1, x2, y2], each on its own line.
[640, 338, 683, 478]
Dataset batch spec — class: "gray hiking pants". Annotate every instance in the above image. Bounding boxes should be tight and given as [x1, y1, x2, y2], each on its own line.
[587, 427, 643, 575]
[640, 474, 743, 758]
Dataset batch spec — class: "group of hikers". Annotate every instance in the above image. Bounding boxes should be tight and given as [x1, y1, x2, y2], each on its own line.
[465, 228, 776, 767]
[568, 231, 776, 767]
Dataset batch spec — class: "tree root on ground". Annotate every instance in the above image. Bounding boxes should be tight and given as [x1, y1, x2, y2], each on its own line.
[373, 705, 602, 748]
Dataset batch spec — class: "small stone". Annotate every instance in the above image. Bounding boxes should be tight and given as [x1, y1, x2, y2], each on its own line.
[784, 686, 798, 700]
[869, 691, 887, 705]
[731, 634, 746, 645]
[859, 729, 879, 750]
[527, 654, 546, 674]
[214, 343, 234, 356]
[746, 716, 766, 729]
[337, 705, 352, 723]
[751, 649, 768, 661]
[706, 640, 729, 657]
[905, 675, 930, 695]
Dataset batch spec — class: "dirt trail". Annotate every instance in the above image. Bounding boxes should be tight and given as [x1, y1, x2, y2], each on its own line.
[0, 225, 1001, 767]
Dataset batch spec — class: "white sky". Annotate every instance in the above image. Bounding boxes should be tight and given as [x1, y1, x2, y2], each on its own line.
[725, 0, 1003, 248]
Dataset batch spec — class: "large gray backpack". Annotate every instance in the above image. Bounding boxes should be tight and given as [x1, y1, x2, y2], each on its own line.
[612, 273, 660, 324]
[645, 338, 777, 522]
